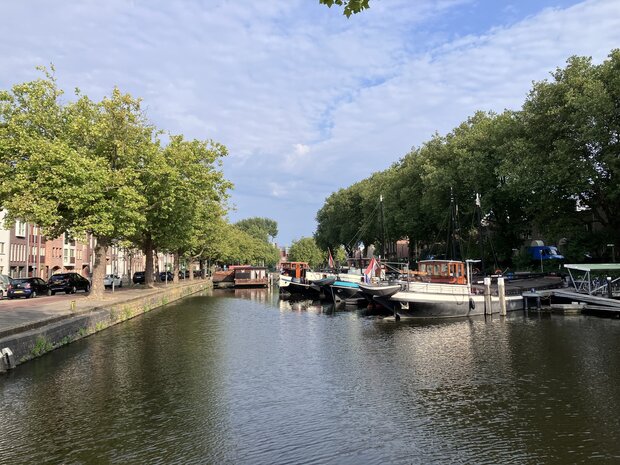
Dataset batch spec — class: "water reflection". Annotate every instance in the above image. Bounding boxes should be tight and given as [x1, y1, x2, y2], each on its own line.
[1, 290, 619, 464]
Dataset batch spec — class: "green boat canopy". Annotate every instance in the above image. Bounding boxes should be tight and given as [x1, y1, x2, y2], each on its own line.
[564, 263, 620, 272]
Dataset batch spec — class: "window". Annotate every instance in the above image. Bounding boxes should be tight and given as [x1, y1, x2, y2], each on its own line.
[15, 220, 26, 237]
[0, 242, 4, 254]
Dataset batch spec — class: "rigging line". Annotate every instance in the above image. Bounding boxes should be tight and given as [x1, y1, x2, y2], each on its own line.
[345, 200, 381, 252]
[428, 213, 449, 258]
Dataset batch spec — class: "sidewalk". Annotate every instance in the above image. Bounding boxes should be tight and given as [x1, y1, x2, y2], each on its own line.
[0, 286, 165, 339]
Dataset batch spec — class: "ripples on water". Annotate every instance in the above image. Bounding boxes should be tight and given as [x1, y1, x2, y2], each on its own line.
[1, 288, 620, 464]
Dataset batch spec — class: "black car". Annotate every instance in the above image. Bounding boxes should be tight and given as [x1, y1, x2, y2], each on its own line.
[48, 272, 91, 295]
[7, 277, 50, 299]
[159, 271, 174, 282]
[133, 271, 146, 284]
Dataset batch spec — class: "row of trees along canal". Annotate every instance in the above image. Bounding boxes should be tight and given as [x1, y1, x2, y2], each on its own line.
[0, 68, 280, 297]
[315, 50, 620, 271]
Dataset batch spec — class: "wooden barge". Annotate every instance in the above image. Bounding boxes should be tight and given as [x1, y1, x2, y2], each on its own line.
[213, 266, 268, 288]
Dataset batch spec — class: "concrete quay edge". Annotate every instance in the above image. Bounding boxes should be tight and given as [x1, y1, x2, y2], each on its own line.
[0, 279, 212, 373]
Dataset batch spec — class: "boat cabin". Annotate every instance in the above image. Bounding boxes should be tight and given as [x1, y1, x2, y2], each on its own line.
[416, 260, 467, 285]
[233, 266, 268, 288]
[280, 262, 310, 280]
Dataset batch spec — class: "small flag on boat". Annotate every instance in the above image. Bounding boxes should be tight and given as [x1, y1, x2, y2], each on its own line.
[328, 248, 335, 268]
[364, 257, 379, 283]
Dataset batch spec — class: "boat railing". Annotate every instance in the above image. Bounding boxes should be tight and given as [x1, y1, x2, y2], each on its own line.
[405, 281, 469, 296]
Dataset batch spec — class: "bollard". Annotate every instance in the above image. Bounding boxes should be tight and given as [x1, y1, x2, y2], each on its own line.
[484, 277, 492, 315]
[1, 347, 15, 370]
[70, 300, 76, 311]
[498, 277, 506, 316]
[607, 277, 613, 299]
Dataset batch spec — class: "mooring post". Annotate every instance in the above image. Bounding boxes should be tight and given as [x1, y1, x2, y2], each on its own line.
[607, 277, 613, 299]
[484, 277, 492, 315]
[498, 277, 506, 316]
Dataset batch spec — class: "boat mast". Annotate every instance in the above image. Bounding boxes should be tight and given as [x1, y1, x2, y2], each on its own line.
[476, 193, 485, 274]
[448, 188, 461, 260]
[380, 194, 386, 260]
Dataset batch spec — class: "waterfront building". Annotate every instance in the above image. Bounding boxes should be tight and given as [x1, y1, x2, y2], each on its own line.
[0, 210, 10, 276]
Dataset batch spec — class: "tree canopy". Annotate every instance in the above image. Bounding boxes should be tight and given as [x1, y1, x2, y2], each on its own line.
[287, 237, 324, 268]
[235, 217, 278, 243]
[0, 68, 277, 294]
[315, 50, 620, 267]
[319, 0, 370, 17]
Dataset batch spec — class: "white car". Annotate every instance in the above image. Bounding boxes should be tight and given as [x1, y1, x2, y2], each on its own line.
[0, 274, 11, 298]
[104, 274, 122, 288]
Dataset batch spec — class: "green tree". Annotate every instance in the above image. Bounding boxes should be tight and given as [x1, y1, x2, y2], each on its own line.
[153, 136, 231, 283]
[506, 51, 620, 259]
[319, 0, 370, 17]
[0, 72, 152, 297]
[288, 237, 324, 268]
[235, 217, 278, 243]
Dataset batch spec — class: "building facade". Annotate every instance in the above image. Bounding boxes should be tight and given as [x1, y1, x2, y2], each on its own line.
[0, 211, 10, 276]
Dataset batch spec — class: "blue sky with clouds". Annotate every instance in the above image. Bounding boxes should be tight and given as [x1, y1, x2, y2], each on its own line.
[2, 0, 619, 245]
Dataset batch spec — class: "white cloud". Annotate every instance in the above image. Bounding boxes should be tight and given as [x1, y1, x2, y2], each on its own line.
[1, 0, 619, 244]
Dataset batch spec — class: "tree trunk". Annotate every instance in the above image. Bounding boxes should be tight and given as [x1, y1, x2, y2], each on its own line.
[90, 238, 109, 299]
[189, 259, 194, 281]
[127, 249, 133, 286]
[145, 235, 155, 288]
[173, 251, 180, 284]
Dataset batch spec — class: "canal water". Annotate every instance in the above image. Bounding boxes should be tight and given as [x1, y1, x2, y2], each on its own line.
[1, 289, 620, 464]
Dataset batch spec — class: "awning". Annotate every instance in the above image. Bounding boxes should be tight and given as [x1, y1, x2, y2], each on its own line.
[564, 263, 620, 272]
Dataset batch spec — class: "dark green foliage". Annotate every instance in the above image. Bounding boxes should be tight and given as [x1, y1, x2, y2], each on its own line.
[315, 50, 620, 266]
[319, 0, 370, 17]
[235, 217, 278, 243]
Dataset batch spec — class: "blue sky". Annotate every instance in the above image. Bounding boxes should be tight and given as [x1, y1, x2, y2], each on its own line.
[2, 0, 619, 246]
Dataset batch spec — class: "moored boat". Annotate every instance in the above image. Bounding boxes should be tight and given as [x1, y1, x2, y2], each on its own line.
[285, 280, 322, 299]
[278, 262, 310, 289]
[377, 259, 515, 318]
[329, 280, 363, 304]
[357, 282, 402, 303]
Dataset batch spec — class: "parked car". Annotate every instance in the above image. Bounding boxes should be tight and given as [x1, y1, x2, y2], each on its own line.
[159, 271, 174, 282]
[48, 272, 91, 295]
[7, 277, 50, 299]
[178, 271, 186, 280]
[0, 274, 11, 299]
[133, 271, 146, 284]
[104, 274, 122, 288]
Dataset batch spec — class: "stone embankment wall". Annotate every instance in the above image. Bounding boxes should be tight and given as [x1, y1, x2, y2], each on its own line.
[0, 280, 211, 372]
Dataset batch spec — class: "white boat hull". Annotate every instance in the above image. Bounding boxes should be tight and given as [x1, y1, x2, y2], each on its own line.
[386, 287, 523, 318]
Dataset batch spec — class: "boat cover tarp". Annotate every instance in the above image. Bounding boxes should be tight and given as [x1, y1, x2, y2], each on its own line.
[564, 264, 620, 272]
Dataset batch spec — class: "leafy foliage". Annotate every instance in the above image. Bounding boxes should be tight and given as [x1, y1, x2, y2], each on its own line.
[288, 237, 324, 268]
[235, 217, 278, 243]
[314, 50, 620, 266]
[0, 68, 275, 288]
[319, 0, 370, 17]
